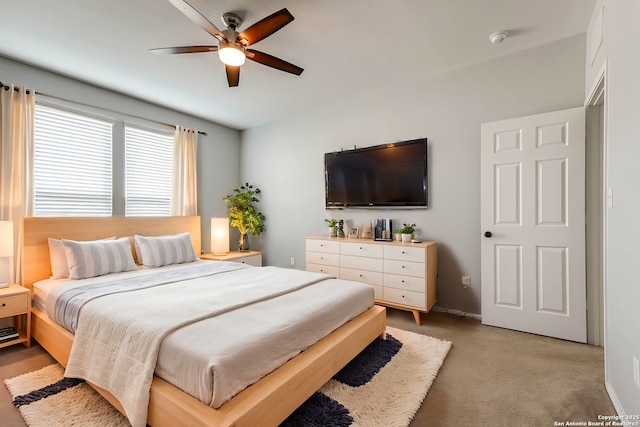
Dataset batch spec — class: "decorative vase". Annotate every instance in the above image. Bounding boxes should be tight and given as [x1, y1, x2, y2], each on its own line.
[329, 226, 337, 237]
[238, 233, 250, 251]
[401, 233, 412, 242]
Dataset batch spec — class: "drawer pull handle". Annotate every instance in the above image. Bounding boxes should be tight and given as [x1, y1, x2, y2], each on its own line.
[402, 265, 405, 269]
[1, 303, 5, 307]
[402, 251, 405, 254]
[359, 274, 363, 277]
[401, 280, 405, 283]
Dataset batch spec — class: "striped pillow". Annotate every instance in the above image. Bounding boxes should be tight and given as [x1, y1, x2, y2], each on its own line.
[134, 232, 198, 268]
[48, 237, 116, 279]
[62, 238, 138, 280]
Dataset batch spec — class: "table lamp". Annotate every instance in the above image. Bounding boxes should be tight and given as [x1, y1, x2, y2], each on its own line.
[0, 221, 14, 288]
[211, 218, 230, 255]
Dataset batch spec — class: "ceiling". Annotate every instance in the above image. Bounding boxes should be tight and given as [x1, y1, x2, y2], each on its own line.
[0, 0, 594, 130]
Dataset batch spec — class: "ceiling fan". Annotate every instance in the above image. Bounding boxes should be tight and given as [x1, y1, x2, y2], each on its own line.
[151, 0, 304, 87]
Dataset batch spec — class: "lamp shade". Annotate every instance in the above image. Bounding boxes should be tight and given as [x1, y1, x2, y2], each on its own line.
[211, 218, 230, 255]
[218, 41, 246, 66]
[0, 221, 14, 257]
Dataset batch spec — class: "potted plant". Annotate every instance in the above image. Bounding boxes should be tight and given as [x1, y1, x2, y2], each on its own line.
[399, 223, 416, 242]
[223, 182, 265, 251]
[325, 219, 339, 237]
[393, 229, 402, 241]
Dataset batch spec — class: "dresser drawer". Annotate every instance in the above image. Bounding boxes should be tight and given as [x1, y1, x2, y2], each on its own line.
[341, 255, 383, 272]
[383, 287, 426, 309]
[384, 245, 425, 262]
[340, 242, 384, 258]
[306, 263, 340, 277]
[0, 294, 28, 317]
[384, 259, 425, 278]
[384, 273, 425, 293]
[340, 268, 384, 286]
[306, 239, 340, 254]
[306, 251, 340, 266]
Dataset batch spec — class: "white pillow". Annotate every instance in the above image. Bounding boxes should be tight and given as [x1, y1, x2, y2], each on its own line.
[62, 238, 138, 280]
[133, 232, 198, 268]
[48, 237, 115, 279]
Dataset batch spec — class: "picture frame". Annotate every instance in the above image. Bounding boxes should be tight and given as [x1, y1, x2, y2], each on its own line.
[348, 227, 359, 239]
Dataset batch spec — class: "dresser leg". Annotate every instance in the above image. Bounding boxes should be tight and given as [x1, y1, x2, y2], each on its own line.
[412, 310, 421, 325]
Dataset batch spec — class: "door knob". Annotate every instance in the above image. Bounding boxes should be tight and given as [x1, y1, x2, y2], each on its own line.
[484, 231, 492, 238]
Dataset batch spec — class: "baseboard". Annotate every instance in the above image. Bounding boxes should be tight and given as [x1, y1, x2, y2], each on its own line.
[432, 306, 482, 321]
[605, 380, 624, 416]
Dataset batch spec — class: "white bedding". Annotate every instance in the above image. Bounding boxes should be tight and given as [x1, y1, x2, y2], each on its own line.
[33, 277, 67, 312]
[43, 261, 374, 427]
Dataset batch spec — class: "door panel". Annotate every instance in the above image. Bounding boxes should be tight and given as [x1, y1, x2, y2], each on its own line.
[481, 107, 586, 342]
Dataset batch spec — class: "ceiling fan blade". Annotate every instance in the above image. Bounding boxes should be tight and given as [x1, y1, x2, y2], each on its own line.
[246, 49, 303, 75]
[150, 46, 218, 55]
[226, 65, 240, 87]
[238, 8, 294, 46]
[166, 0, 226, 41]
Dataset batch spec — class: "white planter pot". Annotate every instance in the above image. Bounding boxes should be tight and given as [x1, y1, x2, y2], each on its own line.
[394, 233, 402, 241]
[401, 233, 412, 242]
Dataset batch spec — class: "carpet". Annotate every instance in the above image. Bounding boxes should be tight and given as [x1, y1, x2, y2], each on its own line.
[4, 327, 451, 427]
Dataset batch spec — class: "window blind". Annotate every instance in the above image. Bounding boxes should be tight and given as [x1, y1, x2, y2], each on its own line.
[34, 104, 113, 216]
[125, 125, 173, 216]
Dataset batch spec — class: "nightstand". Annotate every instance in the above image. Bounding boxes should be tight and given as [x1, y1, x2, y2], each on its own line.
[0, 284, 31, 349]
[201, 250, 262, 266]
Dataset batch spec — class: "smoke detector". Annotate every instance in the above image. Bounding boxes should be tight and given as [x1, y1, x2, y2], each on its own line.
[489, 31, 508, 44]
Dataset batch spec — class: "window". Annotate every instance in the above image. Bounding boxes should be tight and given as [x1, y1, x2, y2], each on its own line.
[33, 101, 177, 217]
[125, 125, 174, 216]
[34, 104, 113, 216]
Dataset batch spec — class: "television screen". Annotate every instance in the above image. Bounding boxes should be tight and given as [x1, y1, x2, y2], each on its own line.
[325, 138, 427, 208]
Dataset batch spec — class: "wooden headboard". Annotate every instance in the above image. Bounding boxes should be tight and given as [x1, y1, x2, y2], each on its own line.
[22, 216, 201, 289]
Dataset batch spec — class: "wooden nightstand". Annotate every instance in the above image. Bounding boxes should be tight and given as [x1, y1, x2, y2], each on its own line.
[0, 284, 31, 349]
[201, 251, 262, 267]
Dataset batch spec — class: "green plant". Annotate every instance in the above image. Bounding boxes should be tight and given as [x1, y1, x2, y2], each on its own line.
[223, 182, 266, 236]
[325, 219, 339, 227]
[399, 223, 417, 234]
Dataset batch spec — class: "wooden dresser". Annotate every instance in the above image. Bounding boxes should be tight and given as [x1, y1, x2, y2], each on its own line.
[306, 236, 437, 325]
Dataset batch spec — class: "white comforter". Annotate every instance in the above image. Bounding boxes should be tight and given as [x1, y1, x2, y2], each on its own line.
[48, 261, 373, 427]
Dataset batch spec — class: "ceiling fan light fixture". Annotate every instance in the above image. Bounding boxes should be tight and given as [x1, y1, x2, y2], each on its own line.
[218, 41, 246, 66]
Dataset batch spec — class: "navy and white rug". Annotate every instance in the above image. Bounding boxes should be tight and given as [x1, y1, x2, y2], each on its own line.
[4, 327, 451, 427]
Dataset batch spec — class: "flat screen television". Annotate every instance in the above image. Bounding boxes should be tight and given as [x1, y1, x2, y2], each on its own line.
[325, 138, 428, 209]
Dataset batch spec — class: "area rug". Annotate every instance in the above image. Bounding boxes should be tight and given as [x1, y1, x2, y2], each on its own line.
[5, 327, 451, 427]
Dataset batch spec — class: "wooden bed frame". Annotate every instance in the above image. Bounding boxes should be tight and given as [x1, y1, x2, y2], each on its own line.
[22, 216, 386, 427]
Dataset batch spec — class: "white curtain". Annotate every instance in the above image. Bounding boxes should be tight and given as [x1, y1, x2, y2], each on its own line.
[0, 83, 35, 285]
[171, 125, 198, 216]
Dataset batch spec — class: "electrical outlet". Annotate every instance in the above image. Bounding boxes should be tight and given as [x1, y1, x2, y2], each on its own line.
[462, 276, 471, 287]
[290, 257, 295, 266]
[634, 356, 639, 388]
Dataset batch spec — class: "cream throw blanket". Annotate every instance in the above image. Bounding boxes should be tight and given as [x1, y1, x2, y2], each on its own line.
[64, 266, 332, 427]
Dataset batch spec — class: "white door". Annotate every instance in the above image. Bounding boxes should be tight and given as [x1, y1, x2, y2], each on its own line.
[481, 107, 586, 343]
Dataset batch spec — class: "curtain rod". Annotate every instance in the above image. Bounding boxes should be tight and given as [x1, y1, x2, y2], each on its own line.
[1, 81, 32, 95]
[0, 81, 207, 136]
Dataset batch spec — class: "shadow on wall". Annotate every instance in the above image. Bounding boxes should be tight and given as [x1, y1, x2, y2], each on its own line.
[432, 242, 480, 316]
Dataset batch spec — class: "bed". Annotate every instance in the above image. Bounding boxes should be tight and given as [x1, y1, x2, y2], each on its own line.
[22, 216, 386, 427]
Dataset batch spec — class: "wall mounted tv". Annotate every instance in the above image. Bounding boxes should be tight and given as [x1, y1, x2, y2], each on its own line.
[325, 138, 428, 209]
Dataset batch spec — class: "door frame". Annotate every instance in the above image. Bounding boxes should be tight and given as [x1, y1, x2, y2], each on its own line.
[585, 59, 608, 347]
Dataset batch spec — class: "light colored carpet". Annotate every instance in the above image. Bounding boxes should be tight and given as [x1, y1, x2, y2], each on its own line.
[4, 326, 451, 427]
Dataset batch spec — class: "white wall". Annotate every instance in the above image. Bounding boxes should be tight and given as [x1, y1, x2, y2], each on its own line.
[240, 35, 586, 315]
[0, 55, 241, 253]
[585, 0, 640, 416]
